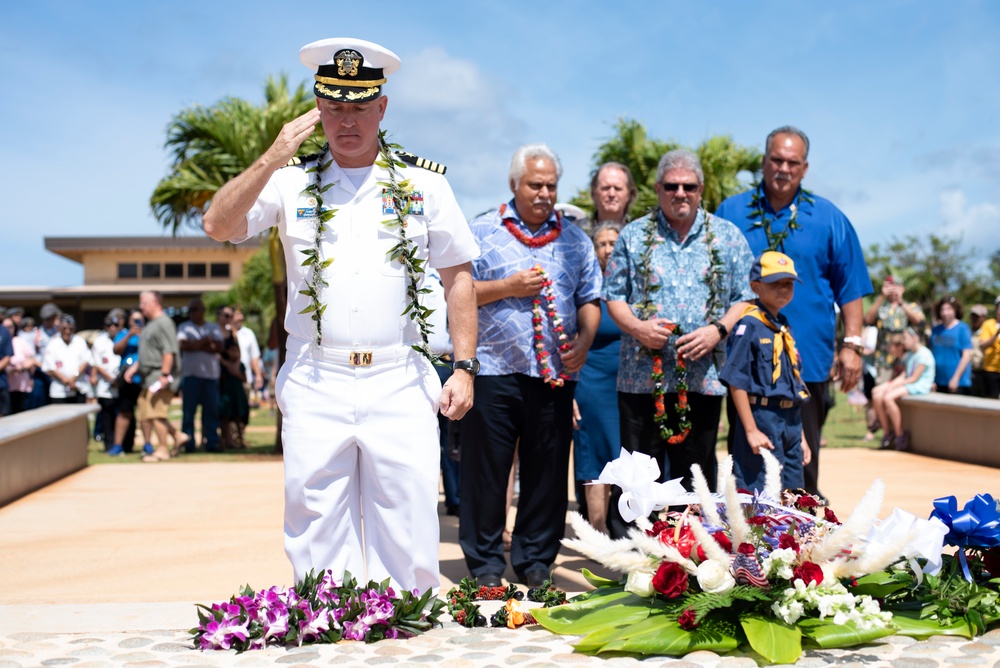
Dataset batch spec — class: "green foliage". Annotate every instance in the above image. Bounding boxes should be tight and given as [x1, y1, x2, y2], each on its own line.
[864, 234, 1000, 313]
[151, 74, 325, 232]
[569, 118, 761, 219]
[203, 247, 277, 329]
[740, 612, 802, 663]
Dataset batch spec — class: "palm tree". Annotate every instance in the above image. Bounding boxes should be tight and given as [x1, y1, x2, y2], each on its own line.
[151, 74, 325, 451]
[571, 118, 762, 218]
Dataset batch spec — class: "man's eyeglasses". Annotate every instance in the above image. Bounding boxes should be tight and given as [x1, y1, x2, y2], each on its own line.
[660, 182, 700, 193]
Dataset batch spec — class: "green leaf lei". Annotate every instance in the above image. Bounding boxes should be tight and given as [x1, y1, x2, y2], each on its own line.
[298, 146, 337, 345]
[375, 130, 440, 365]
[295, 134, 440, 364]
[748, 180, 814, 252]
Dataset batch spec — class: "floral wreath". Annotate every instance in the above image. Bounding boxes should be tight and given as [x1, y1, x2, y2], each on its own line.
[748, 180, 814, 252]
[636, 208, 725, 443]
[295, 134, 440, 364]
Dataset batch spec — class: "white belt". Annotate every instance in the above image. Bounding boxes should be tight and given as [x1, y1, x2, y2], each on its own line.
[285, 336, 416, 367]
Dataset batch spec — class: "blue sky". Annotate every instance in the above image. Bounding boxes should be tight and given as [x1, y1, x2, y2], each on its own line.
[2, 1, 998, 287]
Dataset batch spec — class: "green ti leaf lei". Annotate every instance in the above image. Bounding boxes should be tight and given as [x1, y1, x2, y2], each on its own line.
[375, 130, 441, 365]
[748, 180, 814, 252]
[295, 135, 442, 364]
[298, 146, 337, 345]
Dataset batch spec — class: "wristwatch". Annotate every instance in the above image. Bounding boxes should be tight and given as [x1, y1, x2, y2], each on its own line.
[841, 336, 864, 354]
[711, 320, 728, 339]
[453, 358, 480, 376]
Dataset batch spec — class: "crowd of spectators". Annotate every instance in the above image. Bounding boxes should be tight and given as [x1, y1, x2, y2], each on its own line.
[0, 298, 270, 458]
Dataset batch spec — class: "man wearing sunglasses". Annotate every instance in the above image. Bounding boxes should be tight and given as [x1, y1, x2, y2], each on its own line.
[716, 126, 871, 500]
[603, 149, 754, 538]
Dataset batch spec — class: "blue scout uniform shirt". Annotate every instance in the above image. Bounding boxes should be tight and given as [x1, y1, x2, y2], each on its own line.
[470, 200, 603, 378]
[715, 185, 873, 383]
[719, 300, 811, 404]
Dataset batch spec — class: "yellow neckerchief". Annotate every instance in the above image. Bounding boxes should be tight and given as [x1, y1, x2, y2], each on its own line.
[741, 302, 802, 384]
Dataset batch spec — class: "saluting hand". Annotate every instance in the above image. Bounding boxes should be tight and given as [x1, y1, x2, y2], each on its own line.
[264, 108, 322, 167]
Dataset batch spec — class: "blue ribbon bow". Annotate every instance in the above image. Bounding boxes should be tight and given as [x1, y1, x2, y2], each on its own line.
[929, 493, 1000, 581]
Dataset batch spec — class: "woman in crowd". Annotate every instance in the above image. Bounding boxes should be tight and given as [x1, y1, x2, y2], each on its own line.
[3, 315, 37, 414]
[571, 222, 623, 534]
[930, 296, 973, 395]
[871, 328, 935, 451]
[109, 309, 144, 455]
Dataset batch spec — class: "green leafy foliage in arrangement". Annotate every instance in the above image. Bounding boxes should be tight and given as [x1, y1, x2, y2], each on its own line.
[853, 548, 1000, 639]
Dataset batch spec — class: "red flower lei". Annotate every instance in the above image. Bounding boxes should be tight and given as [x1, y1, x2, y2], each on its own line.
[499, 203, 563, 248]
[651, 339, 691, 444]
[532, 264, 570, 388]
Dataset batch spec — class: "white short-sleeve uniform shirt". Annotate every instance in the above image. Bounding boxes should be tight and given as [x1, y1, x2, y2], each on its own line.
[241, 153, 479, 349]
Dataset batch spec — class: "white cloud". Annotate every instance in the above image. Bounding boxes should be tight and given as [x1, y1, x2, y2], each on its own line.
[386, 47, 528, 216]
[938, 189, 1000, 249]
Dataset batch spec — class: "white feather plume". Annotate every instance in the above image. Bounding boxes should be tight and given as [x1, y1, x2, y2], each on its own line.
[809, 479, 885, 563]
[720, 456, 750, 546]
[760, 448, 782, 500]
[691, 464, 722, 526]
[687, 514, 730, 564]
[628, 528, 699, 574]
[561, 512, 653, 573]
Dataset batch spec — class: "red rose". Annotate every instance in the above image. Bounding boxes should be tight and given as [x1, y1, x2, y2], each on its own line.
[983, 547, 1000, 577]
[796, 495, 819, 509]
[778, 533, 800, 552]
[792, 561, 824, 585]
[713, 532, 733, 553]
[737, 542, 756, 555]
[652, 561, 689, 598]
[647, 520, 671, 538]
[677, 607, 698, 630]
[746, 515, 769, 526]
[824, 507, 841, 524]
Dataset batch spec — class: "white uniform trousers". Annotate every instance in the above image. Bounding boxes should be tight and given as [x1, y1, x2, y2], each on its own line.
[276, 337, 443, 593]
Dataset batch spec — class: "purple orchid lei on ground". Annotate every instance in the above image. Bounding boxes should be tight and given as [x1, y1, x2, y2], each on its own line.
[193, 570, 445, 651]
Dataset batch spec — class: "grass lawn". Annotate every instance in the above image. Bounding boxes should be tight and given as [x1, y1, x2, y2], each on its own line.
[87, 389, 874, 465]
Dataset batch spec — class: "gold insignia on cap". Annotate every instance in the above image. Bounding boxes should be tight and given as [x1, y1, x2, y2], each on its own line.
[315, 83, 343, 99]
[345, 87, 380, 101]
[335, 49, 362, 77]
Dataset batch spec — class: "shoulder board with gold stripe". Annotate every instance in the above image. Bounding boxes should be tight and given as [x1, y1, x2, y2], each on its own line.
[395, 151, 447, 175]
[284, 152, 323, 168]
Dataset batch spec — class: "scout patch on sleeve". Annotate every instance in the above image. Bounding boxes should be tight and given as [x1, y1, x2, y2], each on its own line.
[735, 324, 747, 336]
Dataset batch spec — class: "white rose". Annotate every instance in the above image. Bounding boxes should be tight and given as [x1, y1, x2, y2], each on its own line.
[696, 560, 736, 594]
[624, 570, 655, 597]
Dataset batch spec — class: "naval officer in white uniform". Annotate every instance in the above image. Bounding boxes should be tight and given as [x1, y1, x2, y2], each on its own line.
[203, 37, 480, 594]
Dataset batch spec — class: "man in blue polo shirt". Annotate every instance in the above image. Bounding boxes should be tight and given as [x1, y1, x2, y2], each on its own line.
[716, 126, 872, 498]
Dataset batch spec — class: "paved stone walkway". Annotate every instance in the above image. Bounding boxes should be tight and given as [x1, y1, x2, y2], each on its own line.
[2, 449, 999, 666]
[3, 616, 1000, 667]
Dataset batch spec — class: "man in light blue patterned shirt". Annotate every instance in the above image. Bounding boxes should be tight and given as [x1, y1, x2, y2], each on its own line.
[459, 143, 602, 588]
[604, 149, 754, 537]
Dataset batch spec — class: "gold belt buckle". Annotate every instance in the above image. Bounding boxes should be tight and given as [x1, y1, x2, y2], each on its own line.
[349, 351, 373, 366]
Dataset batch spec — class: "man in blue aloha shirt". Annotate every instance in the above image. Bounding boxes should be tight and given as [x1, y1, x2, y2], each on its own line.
[716, 126, 872, 499]
[460, 143, 602, 589]
[604, 149, 754, 539]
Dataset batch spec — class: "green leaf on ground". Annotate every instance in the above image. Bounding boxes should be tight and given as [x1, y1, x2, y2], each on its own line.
[740, 612, 802, 664]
